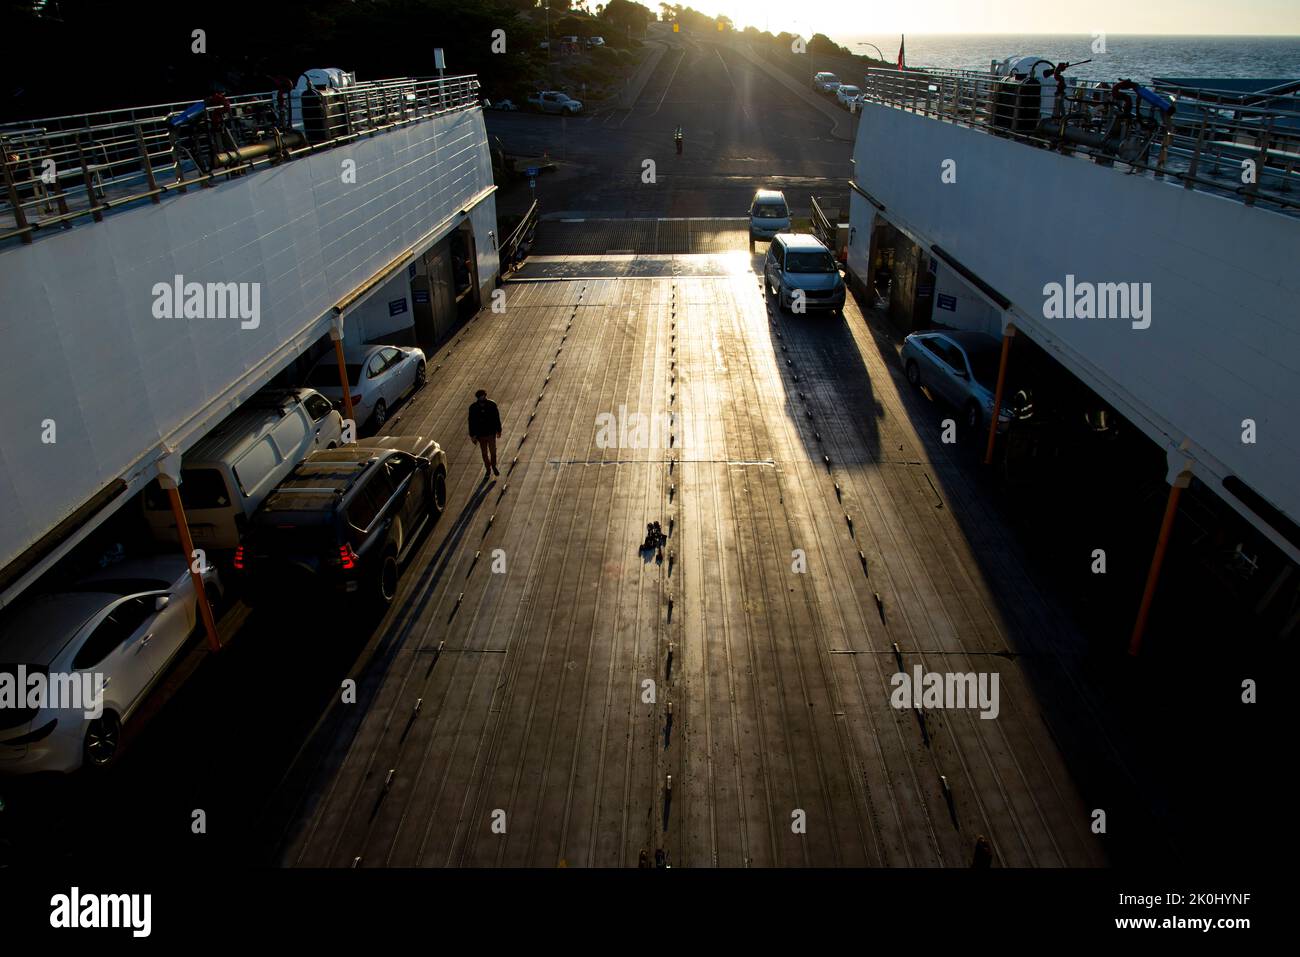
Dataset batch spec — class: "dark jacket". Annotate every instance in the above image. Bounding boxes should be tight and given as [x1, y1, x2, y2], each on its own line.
[468, 398, 502, 437]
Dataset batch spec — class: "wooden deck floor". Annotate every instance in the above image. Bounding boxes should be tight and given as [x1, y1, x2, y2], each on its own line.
[268, 252, 1109, 868]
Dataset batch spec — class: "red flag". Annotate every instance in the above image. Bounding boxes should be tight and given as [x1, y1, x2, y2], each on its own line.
[897, 35, 905, 70]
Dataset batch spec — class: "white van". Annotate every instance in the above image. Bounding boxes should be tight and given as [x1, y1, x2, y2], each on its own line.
[143, 388, 343, 551]
[749, 189, 791, 247]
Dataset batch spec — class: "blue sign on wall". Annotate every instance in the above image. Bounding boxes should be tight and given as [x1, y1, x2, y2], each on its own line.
[413, 289, 430, 304]
[389, 298, 409, 317]
[937, 294, 957, 311]
[408, 263, 417, 279]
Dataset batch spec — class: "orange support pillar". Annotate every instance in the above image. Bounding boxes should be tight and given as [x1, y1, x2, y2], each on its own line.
[331, 315, 356, 429]
[163, 482, 222, 653]
[1128, 464, 1191, 657]
[983, 323, 1015, 465]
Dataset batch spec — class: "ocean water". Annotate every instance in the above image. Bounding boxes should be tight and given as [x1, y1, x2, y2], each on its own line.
[840, 34, 1300, 83]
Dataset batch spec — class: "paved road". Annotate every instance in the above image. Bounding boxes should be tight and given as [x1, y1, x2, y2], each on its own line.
[487, 32, 853, 219]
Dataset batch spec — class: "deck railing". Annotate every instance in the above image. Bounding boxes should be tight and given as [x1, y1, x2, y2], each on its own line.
[860, 67, 1300, 214]
[0, 74, 482, 245]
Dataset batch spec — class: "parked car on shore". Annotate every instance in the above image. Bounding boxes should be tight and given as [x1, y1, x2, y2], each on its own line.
[306, 344, 426, 432]
[0, 556, 223, 774]
[236, 436, 448, 611]
[528, 90, 583, 114]
[836, 84, 862, 108]
[748, 189, 792, 247]
[813, 71, 841, 93]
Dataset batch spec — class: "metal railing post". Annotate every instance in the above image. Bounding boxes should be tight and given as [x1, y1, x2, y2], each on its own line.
[134, 123, 161, 203]
[75, 136, 104, 221]
[1184, 117, 1208, 189]
[0, 151, 34, 243]
[1245, 116, 1273, 206]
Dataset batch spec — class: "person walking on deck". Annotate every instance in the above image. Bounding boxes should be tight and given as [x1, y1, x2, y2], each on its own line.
[468, 389, 502, 478]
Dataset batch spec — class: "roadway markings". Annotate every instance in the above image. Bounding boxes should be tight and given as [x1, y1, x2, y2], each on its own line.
[714, 46, 751, 122]
[649, 47, 688, 118]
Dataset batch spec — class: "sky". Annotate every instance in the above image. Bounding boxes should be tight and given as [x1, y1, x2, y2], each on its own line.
[659, 0, 1300, 38]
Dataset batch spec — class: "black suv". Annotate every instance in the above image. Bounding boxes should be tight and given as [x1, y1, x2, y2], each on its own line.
[236, 435, 448, 609]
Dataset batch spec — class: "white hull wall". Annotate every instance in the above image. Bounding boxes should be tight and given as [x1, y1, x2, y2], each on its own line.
[0, 106, 497, 576]
[850, 101, 1300, 550]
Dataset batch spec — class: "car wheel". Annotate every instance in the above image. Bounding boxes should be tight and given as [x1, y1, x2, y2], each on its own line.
[414, 360, 427, 390]
[429, 467, 447, 519]
[371, 399, 387, 431]
[965, 401, 982, 433]
[372, 549, 399, 609]
[905, 360, 921, 388]
[83, 712, 122, 770]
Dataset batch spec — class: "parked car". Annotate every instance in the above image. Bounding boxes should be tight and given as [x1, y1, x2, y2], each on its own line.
[901, 330, 1026, 433]
[586, 36, 605, 47]
[527, 90, 584, 114]
[306, 344, 426, 432]
[748, 188, 791, 247]
[0, 556, 222, 774]
[763, 233, 846, 315]
[836, 85, 862, 108]
[236, 436, 448, 610]
[485, 98, 518, 111]
[142, 387, 343, 552]
[812, 71, 841, 93]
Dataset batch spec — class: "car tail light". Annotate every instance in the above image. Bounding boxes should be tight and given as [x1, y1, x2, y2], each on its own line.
[350, 394, 363, 406]
[233, 545, 245, 570]
[339, 544, 357, 570]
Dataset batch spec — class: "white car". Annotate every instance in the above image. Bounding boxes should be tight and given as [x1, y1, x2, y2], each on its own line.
[586, 36, 605, 47]
[306, 344, 426, 432]
[0, 556, 223, 774]
[836, 85, 862, 108]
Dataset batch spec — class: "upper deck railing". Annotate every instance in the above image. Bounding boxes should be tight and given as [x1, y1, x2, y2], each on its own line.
[0, 73, 482, 246]
[859, 67, 1300, 215]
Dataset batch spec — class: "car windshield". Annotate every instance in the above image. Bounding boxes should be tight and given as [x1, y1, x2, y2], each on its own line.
[307, 363, 362, 388]
[784, 251, 837, 273]
[754, 203, 788, 219]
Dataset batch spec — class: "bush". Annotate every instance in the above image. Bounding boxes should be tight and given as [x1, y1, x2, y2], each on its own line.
[590, 45, 619, 68]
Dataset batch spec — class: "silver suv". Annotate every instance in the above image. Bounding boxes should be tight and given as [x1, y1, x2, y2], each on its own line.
[763, 233, 846, 316]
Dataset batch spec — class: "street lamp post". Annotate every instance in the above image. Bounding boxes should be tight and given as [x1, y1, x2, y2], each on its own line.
[857, 41, 886, 62]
